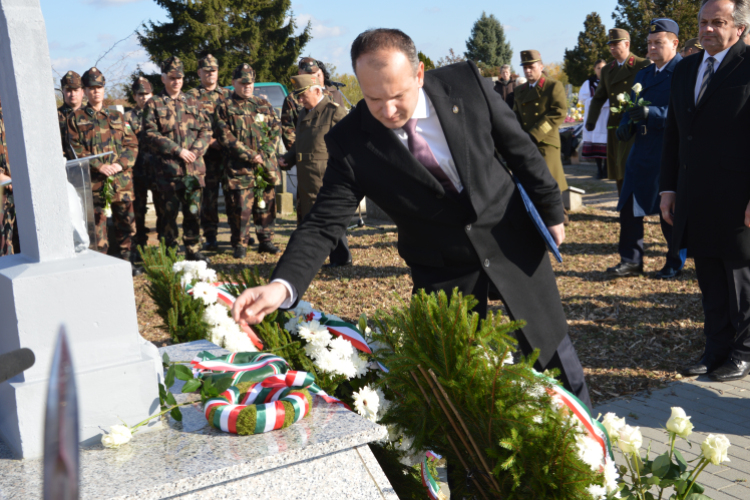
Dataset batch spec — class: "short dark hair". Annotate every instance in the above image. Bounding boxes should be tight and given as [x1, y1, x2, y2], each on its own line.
[350, 28, 419, 74]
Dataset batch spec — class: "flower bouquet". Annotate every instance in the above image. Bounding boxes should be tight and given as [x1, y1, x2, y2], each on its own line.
[252, 114, 279, 210]
[610, 83, 651, 125]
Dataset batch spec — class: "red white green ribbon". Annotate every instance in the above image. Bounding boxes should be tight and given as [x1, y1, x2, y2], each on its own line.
[421, 452, 443, 500]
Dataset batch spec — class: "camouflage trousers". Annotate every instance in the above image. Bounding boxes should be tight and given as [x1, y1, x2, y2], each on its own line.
[157, 180, 202, 254]
[133, 176, 162, 248]
[1, 192, 19, 256]
[225, 186, 276, 248]
[95, 199, 135, 258]
[200, 155, 223, 242]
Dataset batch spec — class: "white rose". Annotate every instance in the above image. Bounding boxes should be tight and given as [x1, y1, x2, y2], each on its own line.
[102, 424, 132, 448]
[258, 199, 266, 209]
[103, 206, 113, 218]
[701, 434, 731, 465]
[254, 114, 265, 124]
[617, 425, 642, 455]
[617, 93, 627, 103]
[632, 83, 643, 93]
[666, 407, 694, 439]
[601, 413, 626, 444]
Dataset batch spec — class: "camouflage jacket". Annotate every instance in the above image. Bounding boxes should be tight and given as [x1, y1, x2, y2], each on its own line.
[58, 103, 78, 161]
[186, 85, 230, 162]
[123, 106, 155, 180]
[0, 99, 8, 178]
[67, 104, 138, 200]
[214, 93, 280, 190]
[142, 91, 212, 186]
[280, 86, 345, 150]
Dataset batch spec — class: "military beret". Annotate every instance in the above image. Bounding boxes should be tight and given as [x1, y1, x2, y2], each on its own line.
[82, 67, 105, 88]
[161, 56, 184, 77]
[683, 37, 703, 52]
[520, 50, 542, 66]
[608, 28, 630, 44]
[60, 70, 82, 90]
[290, 74, 318, 95]
[649, 18, 679, 36]
[298, 57, 320, 74]
[131, 77, 152, 94]
[198, 54, 219, 70]
[232, 63, 255, 83]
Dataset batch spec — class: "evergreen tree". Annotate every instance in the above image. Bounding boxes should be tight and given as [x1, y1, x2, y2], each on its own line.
[418, 51, 435, 70]
[612, 0, 701, 56]
[137, 0, 311, 89]
[464, 12, 513, 67]
[564, 12, 611, 86]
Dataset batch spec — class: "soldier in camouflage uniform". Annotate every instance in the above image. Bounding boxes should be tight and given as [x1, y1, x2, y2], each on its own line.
[68, 68, 139, 273]
[186, 54, 231, 250]
[58, 71, 83, 161]
[280, 57, 346, 150]
[143, 56, 212, 263]
[214, 63, 281, 258]
[0, 98, 19, 256]
[124, 77, 160, 252]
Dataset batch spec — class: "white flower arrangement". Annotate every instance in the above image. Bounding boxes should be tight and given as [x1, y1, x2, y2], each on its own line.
[353, 385, 379, 422]
[173, 260, 217, 287]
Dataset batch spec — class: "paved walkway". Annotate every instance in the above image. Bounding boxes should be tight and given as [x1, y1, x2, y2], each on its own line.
[595, 376, 750, 499]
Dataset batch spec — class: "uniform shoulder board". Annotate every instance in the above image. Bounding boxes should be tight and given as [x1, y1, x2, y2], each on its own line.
[332, 102, 340, 107]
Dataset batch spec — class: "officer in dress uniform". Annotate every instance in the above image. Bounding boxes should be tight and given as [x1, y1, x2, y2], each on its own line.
[512, 50, 569, 199]
[681, 38, 702, 57]
[585, 29, 651, 194]
[58, 71, 84, 160]
[608, 19, 687, 279]
[278, 74, 351, 266]
[186, 54, 231, 251]
[68, 68, 140, 274]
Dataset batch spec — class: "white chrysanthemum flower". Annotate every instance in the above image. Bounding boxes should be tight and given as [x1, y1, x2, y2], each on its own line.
[197, 268, 217, 283]
[224, 328, 258, 352]
[329, 336, 355, 359]
[603, 458, 620, 494]
[204, 303, 230, 326]
[284, 315, 301, 333]
[192, 282, 219, 304]
[353, 386, 379, 422]
[292, 301, 314, 318]
[331, 356, 357, 379]
[586, 484, 607, 500]
[298, 320, 332, 347]
[313, 348, 339, 373]
[351, 352, 370, 378]
[575, 434, 604, 470]
[375, 387, 391, 421]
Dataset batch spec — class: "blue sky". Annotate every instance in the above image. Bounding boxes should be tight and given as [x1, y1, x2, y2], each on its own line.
[40, 0, 626, 85]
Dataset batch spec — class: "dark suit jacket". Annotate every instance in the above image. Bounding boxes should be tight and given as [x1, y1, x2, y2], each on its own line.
[660, 41, 750, 259]
[271, 61, 567, 365]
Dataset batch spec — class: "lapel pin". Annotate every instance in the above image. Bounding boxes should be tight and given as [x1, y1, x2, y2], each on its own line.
[452, 105, 459, 114]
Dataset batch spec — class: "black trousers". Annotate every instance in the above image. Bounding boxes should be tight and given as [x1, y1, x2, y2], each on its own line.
[694, 257, 750, 362]
[619, 194, 686, 269]
[329, 235, 351, 265]
[410, 263, 591, 410]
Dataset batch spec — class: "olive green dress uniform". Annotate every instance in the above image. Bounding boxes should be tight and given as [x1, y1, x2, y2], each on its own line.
[585, 29, 651, 183]
[68, 68, 139, 259]
[58, 71, 82, 161]
[513, 51, 568, 192]
[186, 55, 231, 245]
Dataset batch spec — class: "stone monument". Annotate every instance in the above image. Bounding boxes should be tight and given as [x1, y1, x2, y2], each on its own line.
[0, 0, 161, 458]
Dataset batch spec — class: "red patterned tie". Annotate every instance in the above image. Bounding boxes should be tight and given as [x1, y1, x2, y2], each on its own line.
[402, 118, 457, 194]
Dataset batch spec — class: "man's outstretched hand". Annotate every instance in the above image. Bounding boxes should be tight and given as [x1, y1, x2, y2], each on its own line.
[231, 282, 290, 325]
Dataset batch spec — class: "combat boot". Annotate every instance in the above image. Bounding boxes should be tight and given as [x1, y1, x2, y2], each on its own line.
[233, 246, 247, 259]
[186, 251, 211, 265]
[257, 241, 279, 254]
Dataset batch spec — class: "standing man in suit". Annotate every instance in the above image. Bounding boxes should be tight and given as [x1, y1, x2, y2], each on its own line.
[586, 29, 651, 194]
[609, 19, 687, 279]
[661, 0, 750, 381]
[231, 28, 591, 409]
[513, 50, 569, 196]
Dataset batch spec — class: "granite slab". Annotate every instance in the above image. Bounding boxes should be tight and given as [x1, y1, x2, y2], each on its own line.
[0, 341, 390, 499]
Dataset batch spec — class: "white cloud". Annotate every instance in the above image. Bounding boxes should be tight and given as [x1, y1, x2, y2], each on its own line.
[51, 56, 89, 76]
[85, 0, 145, 5]
[296, 14, 345, 39]
[504, 25, 519, 32]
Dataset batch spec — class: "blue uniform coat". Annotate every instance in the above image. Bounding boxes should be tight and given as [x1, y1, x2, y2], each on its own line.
[617, 54, 682, 216]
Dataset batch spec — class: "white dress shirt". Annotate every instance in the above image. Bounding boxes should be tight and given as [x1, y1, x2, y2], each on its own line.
[694, 46, 730, 103]
[273, 87, 461, 307]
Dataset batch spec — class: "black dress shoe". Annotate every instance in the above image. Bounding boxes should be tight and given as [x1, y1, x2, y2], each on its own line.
[710, 358, 750, 382]
[683, 355, 726, 376]
[655, 266, 682, 280]
[233, 246, 247, 259]
[186, 251, 211, 265]
[323, 259, 353, 268]
[257, 241, 279, 254]
[606, 261, 643, 277]
[203, 240, 219, 251]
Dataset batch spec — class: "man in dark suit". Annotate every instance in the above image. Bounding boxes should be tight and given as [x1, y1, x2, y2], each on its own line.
[661, 0, 750, 381]
[232, 28, 590, 408]
[610, 19, 686, 279]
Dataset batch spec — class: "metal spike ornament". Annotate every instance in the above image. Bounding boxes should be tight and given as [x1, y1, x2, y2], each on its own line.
[43, 327, 80, 500]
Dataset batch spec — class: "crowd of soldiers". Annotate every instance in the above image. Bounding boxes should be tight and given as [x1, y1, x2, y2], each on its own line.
[0, 53, 348, 271]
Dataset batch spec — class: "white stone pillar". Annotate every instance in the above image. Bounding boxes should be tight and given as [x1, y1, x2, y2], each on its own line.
[0, 0, 161, 459]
